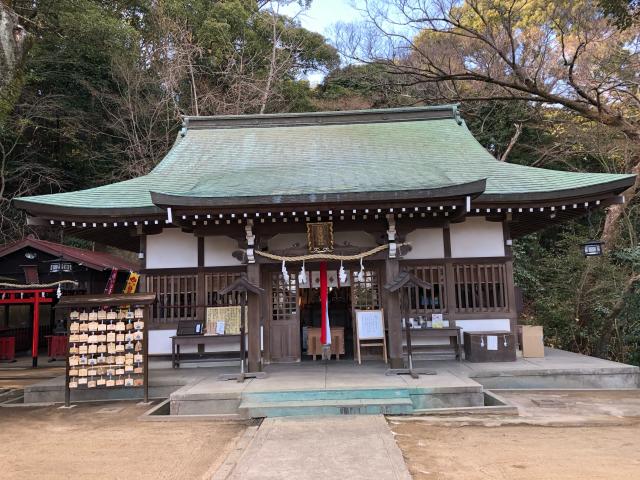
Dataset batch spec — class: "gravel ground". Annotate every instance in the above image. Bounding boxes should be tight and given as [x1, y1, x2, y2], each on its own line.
[389, 390, 640, 480]
[0, 401, 245, 480]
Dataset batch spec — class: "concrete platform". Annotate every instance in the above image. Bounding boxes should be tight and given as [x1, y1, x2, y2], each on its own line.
[20, 348, 640, 410]
[170, 362, 484, 417]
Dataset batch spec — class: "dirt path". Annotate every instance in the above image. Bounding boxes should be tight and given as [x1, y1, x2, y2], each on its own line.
[0, 402, 244, 480]
[390, 390, 640, 480]
[391, 422, 640, 480]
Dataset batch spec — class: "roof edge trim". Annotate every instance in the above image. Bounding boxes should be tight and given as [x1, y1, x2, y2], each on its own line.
[150, 179, 487, 209]
[183, 105, 460, 130]
[478, 175, 635, 203]
[12, 199, 163, 219]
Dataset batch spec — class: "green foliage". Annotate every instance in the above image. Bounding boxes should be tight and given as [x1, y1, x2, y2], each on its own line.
[1, 0, 338, 242]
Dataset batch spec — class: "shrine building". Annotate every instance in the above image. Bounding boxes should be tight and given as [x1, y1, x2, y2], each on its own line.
[14, 105, 635, 371]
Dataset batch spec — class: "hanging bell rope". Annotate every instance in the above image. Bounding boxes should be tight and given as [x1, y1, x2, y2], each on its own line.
[253, 243, 408, 262]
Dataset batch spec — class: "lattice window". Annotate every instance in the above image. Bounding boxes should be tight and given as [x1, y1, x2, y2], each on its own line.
[352, 269, 380, 310]
[205, 272, 242, 307]
[453, 263, 508, 313]
[271, 272, 297, 319]
[145, 274, 198, 324]
[145, 271, 245, 325]
[405, 265, 447, 314]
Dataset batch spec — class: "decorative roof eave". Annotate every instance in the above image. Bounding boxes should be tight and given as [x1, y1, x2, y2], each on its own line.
[475, 175, 635, 205]
[0, 237, 138, 271]
[12, 199, 163, 221]
[149, 179, 488, 210]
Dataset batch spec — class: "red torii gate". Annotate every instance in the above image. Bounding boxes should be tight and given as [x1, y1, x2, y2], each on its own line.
[0, 288, 55, 367]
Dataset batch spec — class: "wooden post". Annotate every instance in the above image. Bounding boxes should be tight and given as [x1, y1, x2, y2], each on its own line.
[246, 263, 261, 372]
[239, 292, 247, 378]
[144, 305, 150, 403]
[385, 258, 403, 369]
[64, 309, 71, 407]
[32, 296, 40, 368]
[443, 225, 458, 327]
[196, 237, 206, 323]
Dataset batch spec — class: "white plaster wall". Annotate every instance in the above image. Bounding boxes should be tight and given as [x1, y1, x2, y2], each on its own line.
[149, 329, 262, 354]
[403, 228, 445, 259]
[268, 233, 307, 251]
[204, 235, 242, 266]
[450, 217, 505, 258]
[146, 228, 198, 269]
[455, 319, 512, 343]
[333, 231, 377, 248]
[268, 231, 377, 251]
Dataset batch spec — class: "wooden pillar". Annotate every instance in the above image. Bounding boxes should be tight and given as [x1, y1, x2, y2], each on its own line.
[503, 221, 519, 345]
[385, 257, 403, 369]
[196, 237, 206, 323]
[247, 262, 262, 372]
[138, 233, 147, 294]
[442, 224, 458, 326]
[32, 296, 39, 368]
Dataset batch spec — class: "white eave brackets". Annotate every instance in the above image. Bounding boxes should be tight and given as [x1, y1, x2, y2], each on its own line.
[386, 213, 397, 258]
[245, 219, 256, 264]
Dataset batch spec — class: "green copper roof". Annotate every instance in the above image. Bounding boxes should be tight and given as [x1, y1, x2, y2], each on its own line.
[15, 105, 635, 216]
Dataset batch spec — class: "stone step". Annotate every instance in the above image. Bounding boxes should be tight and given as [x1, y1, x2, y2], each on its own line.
[242, 388, 411, 403]
[239, 397, 414, 418]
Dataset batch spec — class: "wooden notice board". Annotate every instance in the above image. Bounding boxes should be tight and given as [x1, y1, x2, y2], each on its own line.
[354, 309, 387, 364]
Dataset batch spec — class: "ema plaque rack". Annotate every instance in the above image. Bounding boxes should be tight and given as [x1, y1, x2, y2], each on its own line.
[57, 293, 156, 406]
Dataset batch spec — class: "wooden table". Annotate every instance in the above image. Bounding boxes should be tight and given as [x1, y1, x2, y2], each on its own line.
[403, 327, 462, 361]
[171, 334, 241, 368]
[306, 327, 345, 360]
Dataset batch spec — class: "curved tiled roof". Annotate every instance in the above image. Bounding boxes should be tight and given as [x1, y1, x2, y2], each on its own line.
[14, 105, 634, 216]
[0, 237, 138, 271]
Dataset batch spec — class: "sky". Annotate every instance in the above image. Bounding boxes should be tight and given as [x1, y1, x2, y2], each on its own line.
[290, 0, 361, 37]
[281, 0, 363, 85]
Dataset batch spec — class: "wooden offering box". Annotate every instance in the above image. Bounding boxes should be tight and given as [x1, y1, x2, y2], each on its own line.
[463, 331, 516, 362]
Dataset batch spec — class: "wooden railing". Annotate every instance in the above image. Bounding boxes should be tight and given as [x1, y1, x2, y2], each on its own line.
[145, 274, 198, 325]
[144, 271, 243, 325]
[452, 262, 508, 313]
[406, 265, 446, 315]
[406, 261, 510, 315]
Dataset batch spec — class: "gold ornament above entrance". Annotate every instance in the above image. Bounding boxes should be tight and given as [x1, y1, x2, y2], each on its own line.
[306, 222, 334, 253]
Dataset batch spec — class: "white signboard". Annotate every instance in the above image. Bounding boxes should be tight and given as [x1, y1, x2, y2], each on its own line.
[355, 310, 385, 340]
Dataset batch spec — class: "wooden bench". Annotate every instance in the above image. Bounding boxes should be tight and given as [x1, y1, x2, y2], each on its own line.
[403, 327, 462, 361]
[171, 334, 242, 367]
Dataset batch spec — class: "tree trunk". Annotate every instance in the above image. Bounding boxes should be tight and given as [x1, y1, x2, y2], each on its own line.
[0, 3, 28, 90]
[602, 149, 640, 247]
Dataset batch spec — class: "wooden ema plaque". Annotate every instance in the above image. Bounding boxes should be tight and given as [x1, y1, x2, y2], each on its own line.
[59, 293, 154, 406]
[67, 308, 146, 390]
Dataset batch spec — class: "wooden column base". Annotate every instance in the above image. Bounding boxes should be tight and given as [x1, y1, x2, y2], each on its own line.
[389, 357, 404, 369]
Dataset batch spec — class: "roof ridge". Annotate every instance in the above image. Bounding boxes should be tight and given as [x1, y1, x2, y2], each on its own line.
[182, 105, 461, 131]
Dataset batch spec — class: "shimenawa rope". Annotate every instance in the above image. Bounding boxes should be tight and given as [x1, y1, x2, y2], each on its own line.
[253, 243, 408, 262]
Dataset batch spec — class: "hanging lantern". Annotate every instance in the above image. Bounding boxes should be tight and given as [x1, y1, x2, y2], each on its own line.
[581, 240, 604, 257]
